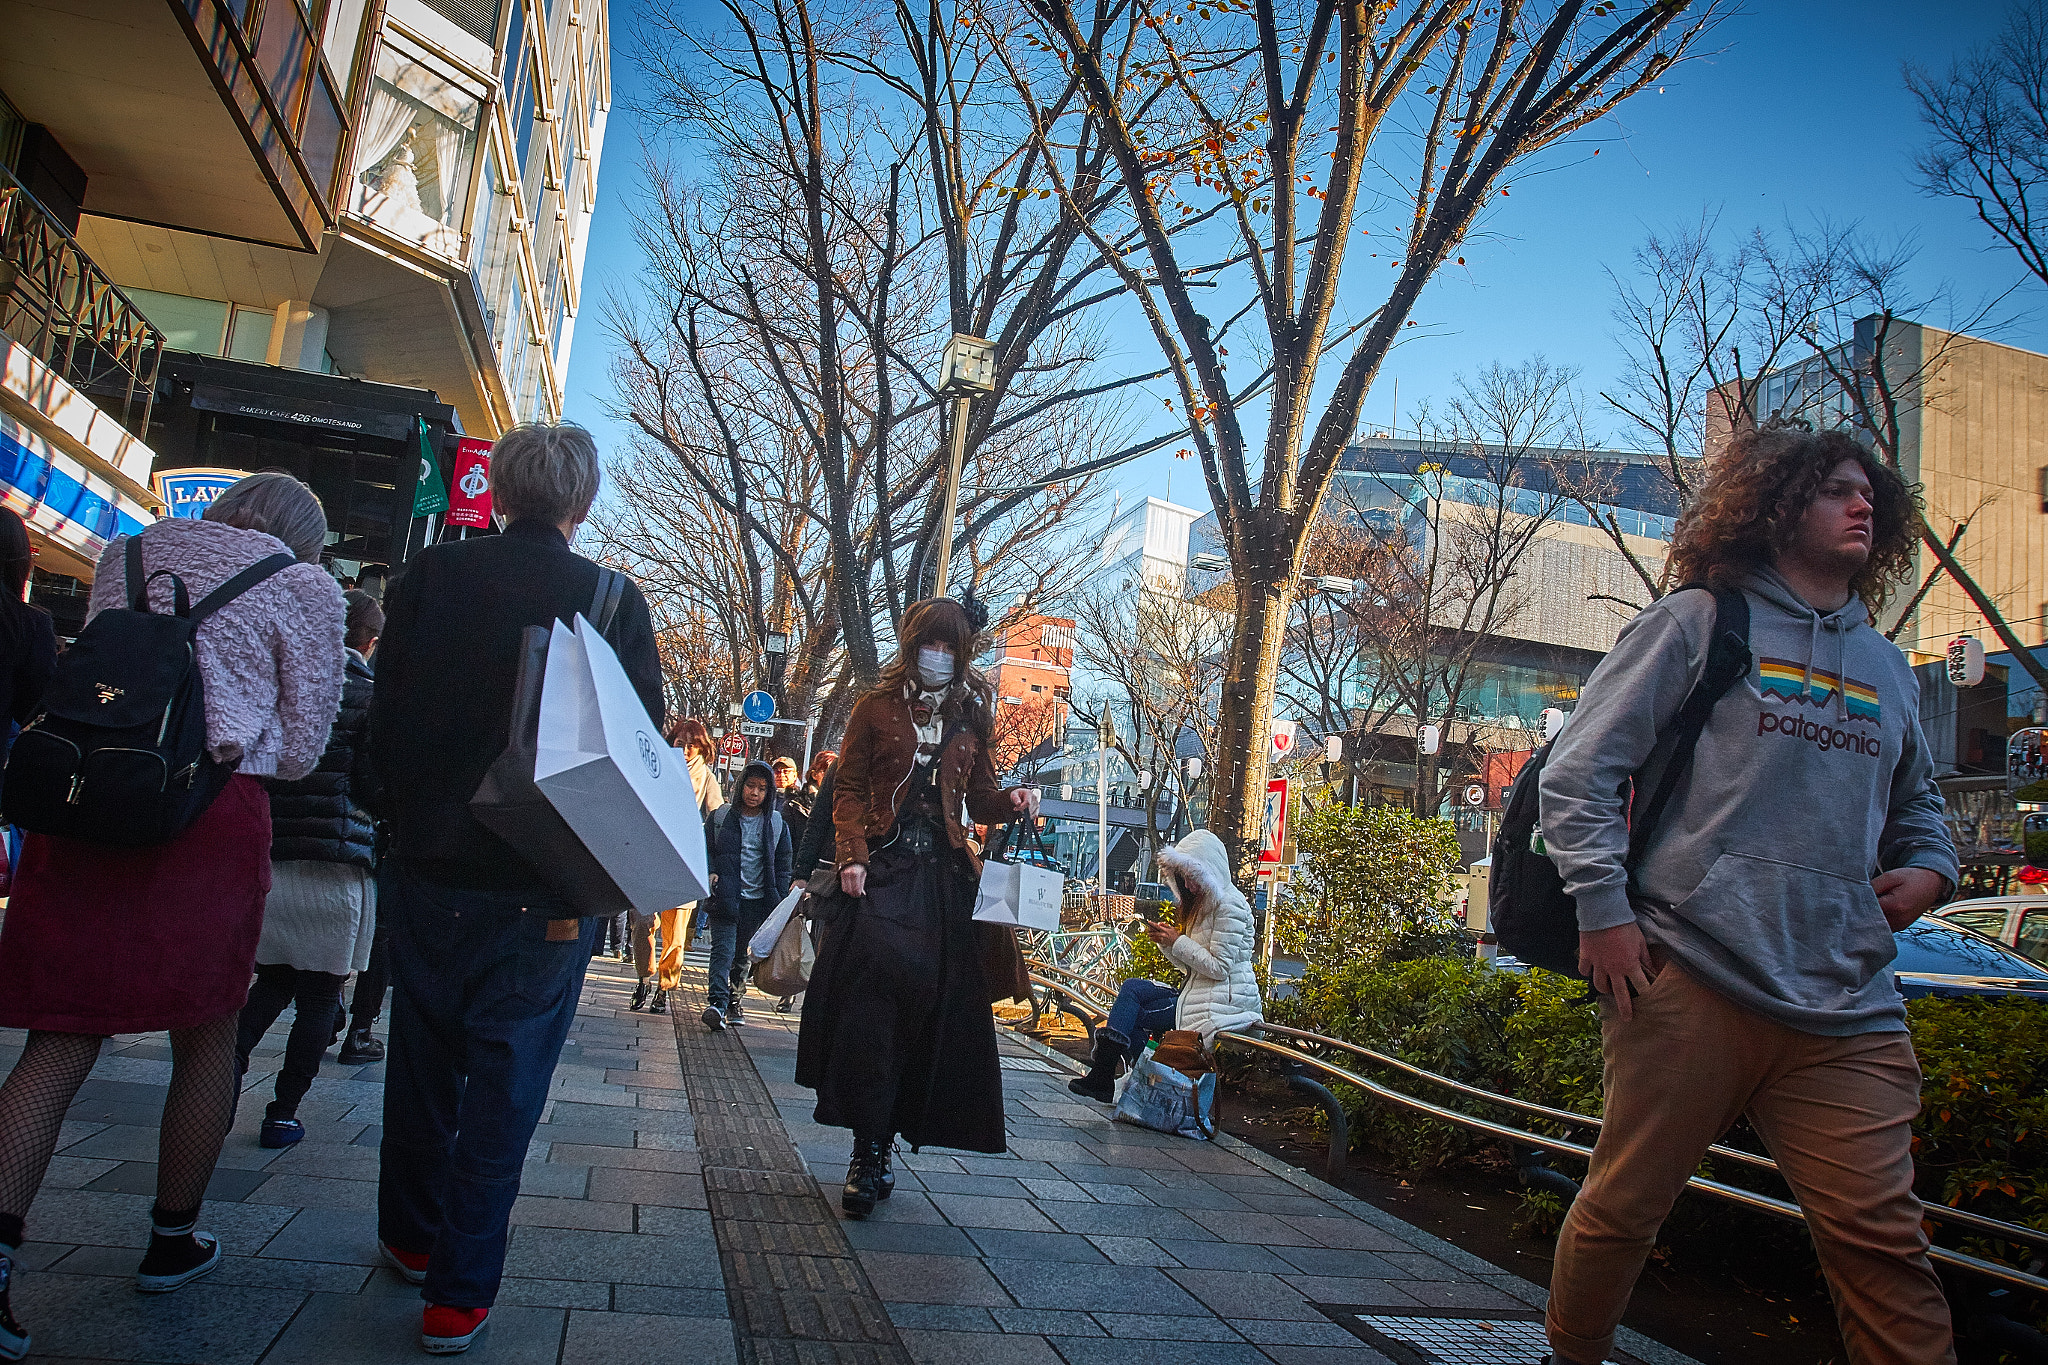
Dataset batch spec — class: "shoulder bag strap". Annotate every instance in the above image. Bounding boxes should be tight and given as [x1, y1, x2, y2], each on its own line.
[189, 553, 297, 625]
[1626, 583, 1753, 869]
[588, 568, 627, 637]
[125, 534, 146, 610]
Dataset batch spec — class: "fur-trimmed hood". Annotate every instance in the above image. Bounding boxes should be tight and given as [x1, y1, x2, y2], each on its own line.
[1154, 828, 1263, 1043]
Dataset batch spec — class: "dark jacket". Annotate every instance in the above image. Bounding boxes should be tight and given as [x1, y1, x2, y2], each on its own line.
[268, 650, 378, 866]
[833, 686, 1016, 868]
[791, 768, 836, 884]
[0, 596, 56, 800]
[707, 762, 793, 916]
[371, 519, 666, 893]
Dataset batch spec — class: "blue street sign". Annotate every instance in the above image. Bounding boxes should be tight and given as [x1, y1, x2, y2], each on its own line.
[742, 690, 776, 723]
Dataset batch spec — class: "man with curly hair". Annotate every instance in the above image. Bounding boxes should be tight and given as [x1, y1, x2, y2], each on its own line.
[1538, 428, 1958, 1364]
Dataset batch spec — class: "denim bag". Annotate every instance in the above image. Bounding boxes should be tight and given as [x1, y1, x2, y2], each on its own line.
[1111, 1053, 1217, 1140]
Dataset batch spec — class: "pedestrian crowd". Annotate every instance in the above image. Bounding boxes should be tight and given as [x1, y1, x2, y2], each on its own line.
[0, 418, 1982, 1365]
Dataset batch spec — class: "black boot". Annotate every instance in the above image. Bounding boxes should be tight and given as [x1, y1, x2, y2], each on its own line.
[629, 980, 649, 1012]
[1067, 1032, 1124, 1103]
[874, 1136, 895, 1201]
[842, 1138, 889, 1219]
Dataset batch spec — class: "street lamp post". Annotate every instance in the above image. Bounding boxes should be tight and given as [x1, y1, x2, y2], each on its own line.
[932, 334, 997, 597]
[1097, 710, 1115, 903]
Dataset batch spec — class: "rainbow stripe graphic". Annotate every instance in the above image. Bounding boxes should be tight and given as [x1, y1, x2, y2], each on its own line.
[1757, 656, 1881, 724]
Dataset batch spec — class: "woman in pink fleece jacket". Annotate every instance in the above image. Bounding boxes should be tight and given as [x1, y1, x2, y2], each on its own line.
[0, 473, 343, 1348]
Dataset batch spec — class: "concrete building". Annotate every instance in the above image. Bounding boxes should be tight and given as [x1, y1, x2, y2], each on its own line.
[0, 0, 608, 610]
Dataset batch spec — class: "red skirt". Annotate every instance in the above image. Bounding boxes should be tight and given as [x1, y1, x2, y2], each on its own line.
[0, 776, 272, 1035]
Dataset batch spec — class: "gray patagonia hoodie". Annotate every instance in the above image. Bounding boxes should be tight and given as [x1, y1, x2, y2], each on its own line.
[1539, 566, 1958, 1036]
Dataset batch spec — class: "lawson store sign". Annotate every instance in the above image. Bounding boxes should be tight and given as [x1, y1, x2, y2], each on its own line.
[152, 467, 245, 519]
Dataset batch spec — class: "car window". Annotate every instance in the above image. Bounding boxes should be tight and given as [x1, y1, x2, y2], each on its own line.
[1892, 921, 2048, 980]
[1944, 908, 2010, 939]
[2018, 911, 2048, 965]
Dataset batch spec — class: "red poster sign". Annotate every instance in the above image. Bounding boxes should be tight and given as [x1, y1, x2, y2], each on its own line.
[444, 438, 494, 529]
[1260, 777, 1288, 865]
[720, 731, 745, 758]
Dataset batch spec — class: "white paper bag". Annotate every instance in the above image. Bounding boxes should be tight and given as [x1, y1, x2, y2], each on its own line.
[749, 886, 806, 958]
[534, 617, 711, 912]
[972, 858, 1064, 931]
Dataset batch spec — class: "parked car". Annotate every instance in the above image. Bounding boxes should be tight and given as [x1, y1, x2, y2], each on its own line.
[1932, 894, 2048, 966]
[1890, 917, 2048, 1003]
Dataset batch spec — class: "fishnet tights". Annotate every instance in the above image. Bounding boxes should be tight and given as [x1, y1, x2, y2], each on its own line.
[0, 1012, 241, 1231]
[0, 1031, 102, 1221]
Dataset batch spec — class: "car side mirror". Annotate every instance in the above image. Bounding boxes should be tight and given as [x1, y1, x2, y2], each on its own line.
[2007, 728, 2048, 868]
[2027, 813, 2048, 871]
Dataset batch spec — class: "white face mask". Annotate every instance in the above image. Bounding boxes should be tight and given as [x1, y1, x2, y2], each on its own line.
[916, 646, 955, 689]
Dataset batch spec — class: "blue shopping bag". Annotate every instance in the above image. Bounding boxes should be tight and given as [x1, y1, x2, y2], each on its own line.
[1111, 1054, 1217, 1141]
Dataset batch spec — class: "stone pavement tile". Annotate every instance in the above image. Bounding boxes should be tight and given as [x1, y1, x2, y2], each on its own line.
[548, 1143, 699, 1174]
[1140, 1182, 1254, 1212]
[513, 1161, 591, 1199]
[631, 1204, 716, 1238]
[885, 1303, 999, 1332]
[1045, 1336, 1273, 1365]
[508, 1195, 635, 1231]
[985, 1260, 1205, 1315]
[1070, 1145, 1184, 1172]
[80, 1160, 271, 1202]
[1154, 1239, 1295, 1272]
[10, 1271, 304, 1364]
[502, 1226, 724, 1289]
[897, 1328, 1063, 1365]
[1281, 1214, 1415, 1253]
[1163, 1146, 1250, 1174]
[38, 1155, 121, 1191]
[1228, 1317, 1374, 1347]
[29, 1187, 297, 1253]
[263, 1140, 383, 1182]
[1003, 1139, 1107, 1166]
[546, 1101, 696, 1133]
[626, 1129, 698, 1154]
[1238, 1193, 1353, 1217]
[991, 1307, 1106, 1336]
[10, 1242, 71, 1270]
[1268, 1245, 1403, 1278]
[964, 1229, 1108, 1264]
[56, 1122, 252, 1168]
[263, 1290, 565, 1363]
[824, 1188, 949, 1226]
[612, 1284, 732, 1316]
[1041, 1203, 1217, 1242]
[627, 1089, 692, 1113]
[1018, 1178, 1094, 1203]
[1071, 1181, 1154, 1207]
[1085, 1236, 1180, 1267]
[928, 1193, 1058, 1232]
[1182, 1208, 1325, 1247]
[917, 1171, 1032, 1199]
[842, 1221, 981, 1257]
[1277, 1275, 1423, 1307]
[566, 1308, 738, 1365]
[1261, 1347, 1400, 1365]
[242, 1173, 380, 1211]
[257, 1207, 381, 1265]
[525, 1122, 637, 1150]
[1093, 1312, 1247, 1340]
[1398, 1279, 1528, 1310]
[954, 1156, 1062, 1180]
[1377, 1250, 1472, 1281]
[614, 1066, 686, 1089]
[1202, 1173, 1299, 1194]
[50, 1244, 368, 1292]
[1061, 1165, 1158, 1189]
[587, 1166, 706, 1208]
[1166, 1269, 1330, 1321]
[856, 1251, 1015, 1306]
[897, 1151, 965, 1174]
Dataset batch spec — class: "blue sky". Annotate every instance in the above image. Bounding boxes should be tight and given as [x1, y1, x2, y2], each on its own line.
[561, 0, 2044, 513]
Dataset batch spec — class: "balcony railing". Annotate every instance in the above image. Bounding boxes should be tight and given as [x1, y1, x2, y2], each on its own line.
[0, 164, 162, 435]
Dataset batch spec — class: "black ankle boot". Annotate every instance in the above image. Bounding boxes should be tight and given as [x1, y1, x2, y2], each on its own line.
[874, 1136, 895, 1202]
[842, 1138, 890, 1219]
[1067, 1032, 1124, 1103]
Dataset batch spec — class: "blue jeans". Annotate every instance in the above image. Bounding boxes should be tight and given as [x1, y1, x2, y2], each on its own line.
[1102, 978, 1180, 1057]
[377, 868, 595, 1308]
[706, 897, 773, 1011]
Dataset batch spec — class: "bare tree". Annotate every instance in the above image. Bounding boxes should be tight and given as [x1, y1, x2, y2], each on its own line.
[998, 0, 1721, 868]
[1908, 0, 2048, 292]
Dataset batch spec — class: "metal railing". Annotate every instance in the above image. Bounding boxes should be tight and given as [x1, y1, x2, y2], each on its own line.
[0, 164, 162, 435]
[1015, 963, 2048, 1299]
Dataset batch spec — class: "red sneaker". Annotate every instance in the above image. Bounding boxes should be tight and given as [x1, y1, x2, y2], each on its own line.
[420, 1305, 488, 1355]
[380, 1243, 429, 1285]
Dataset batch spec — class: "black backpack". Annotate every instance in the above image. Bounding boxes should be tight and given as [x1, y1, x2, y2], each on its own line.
[4, 536, 297, 847]
[1489, 584, 1752, 977]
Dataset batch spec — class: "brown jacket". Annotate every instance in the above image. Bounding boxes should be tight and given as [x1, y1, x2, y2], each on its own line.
[833, 686, 1018, 867]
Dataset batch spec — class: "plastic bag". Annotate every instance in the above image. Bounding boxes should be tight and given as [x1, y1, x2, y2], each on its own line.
[749, 886, 805, 958]
[751, 909, 814, 996]
[1111, 1053, 1217, 1141]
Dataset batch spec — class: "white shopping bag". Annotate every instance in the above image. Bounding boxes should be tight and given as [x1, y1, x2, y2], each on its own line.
[749, 886, 805, 958]
[534, 617, 711, 911]
[972, 857, 1064, 931]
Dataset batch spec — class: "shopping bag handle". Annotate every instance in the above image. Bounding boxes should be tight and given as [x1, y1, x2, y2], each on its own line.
[988, 814, 1054, 863]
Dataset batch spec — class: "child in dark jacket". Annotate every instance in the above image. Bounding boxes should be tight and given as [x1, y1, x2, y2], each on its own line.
[701, 760, 792, 1029]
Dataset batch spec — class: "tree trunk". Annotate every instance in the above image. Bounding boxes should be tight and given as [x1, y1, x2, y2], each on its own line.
[1211, 570, 1294, 880]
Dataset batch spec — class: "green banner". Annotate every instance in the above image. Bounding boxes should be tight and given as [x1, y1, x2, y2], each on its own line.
[413, 419, 448, 517]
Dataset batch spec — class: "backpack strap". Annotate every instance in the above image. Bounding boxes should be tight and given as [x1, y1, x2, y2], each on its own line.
[589, 569, 627, 637]
[189, 554, 299, 626]
[124, 535, 193, 617]
[1625, 582, 1753, 869]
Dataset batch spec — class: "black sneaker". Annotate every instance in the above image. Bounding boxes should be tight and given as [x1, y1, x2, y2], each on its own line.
[0, 1247, 29, 1362]
[701, 1006, 726, 1031]
[726, 1000, 746, 1026]
[648, 988, 668, 1015]
[135, 1232, 222, 1293]
[628, 981, 650, 1012]
[338, 1028, 384, 1066]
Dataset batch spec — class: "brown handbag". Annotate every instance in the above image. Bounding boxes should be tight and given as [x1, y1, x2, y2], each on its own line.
[977, 922, 1032, 1005]
[1151, 1029, 1211, 1078]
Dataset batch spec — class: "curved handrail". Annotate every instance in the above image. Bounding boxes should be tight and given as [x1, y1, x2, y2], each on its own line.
[1215, 1027, 2048, 1292]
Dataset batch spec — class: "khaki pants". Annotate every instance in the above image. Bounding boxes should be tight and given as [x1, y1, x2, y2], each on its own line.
[1547, 961, 1953, 1365]
[633, 907, 687, 991]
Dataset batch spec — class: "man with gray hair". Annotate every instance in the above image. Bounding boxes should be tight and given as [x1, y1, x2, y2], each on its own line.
[370, 421, 664, 1354]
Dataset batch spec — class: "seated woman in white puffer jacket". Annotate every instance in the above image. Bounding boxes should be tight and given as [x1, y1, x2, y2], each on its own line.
[1069, 828, 1264, 1102]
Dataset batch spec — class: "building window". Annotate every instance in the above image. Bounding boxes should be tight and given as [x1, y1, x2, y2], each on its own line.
[351, 39, 483, 260]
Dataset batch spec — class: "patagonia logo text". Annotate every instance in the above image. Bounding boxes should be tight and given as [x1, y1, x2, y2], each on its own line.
[1758, 710, 1881, 757]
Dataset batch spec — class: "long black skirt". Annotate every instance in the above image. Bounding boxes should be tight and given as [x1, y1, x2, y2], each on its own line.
[794, 842, 1006, 1153]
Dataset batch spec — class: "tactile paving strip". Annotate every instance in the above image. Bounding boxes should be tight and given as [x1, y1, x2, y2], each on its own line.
[1315, 1305, 1647, 1365]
